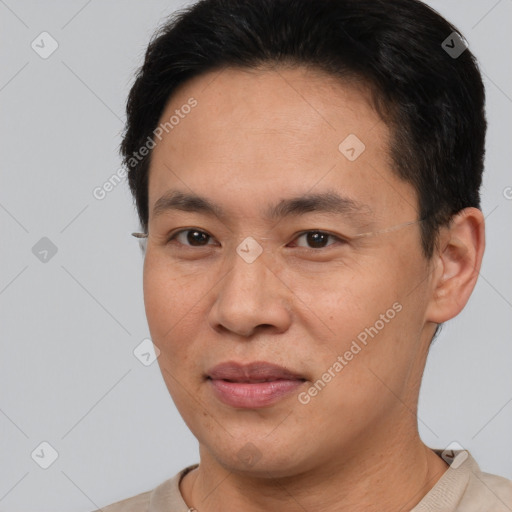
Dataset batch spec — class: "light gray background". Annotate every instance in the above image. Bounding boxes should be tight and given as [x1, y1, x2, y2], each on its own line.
[0, 0, 511, 510]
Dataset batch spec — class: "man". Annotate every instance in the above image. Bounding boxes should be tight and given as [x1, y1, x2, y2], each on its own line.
[96, 0, 512, 510]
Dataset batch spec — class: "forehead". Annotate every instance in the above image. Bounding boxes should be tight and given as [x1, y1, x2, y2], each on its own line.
[147, 66, 417, 222]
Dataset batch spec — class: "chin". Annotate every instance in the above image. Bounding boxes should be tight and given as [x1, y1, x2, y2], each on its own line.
[201, 434, 318, 479]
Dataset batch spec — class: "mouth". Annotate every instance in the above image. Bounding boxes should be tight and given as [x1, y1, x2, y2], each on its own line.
[206, 361, 307, 408]
[206, 360, 306, 382]
[211, 378, 304, 383]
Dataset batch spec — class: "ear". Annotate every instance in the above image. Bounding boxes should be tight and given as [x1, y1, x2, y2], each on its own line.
[425, 207, 485, 324]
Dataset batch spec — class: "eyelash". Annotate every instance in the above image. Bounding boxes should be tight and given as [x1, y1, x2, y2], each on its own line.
[166, 228, 347, 251]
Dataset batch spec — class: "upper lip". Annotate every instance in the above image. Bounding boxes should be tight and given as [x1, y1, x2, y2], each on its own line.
[207, 361, 305, 382]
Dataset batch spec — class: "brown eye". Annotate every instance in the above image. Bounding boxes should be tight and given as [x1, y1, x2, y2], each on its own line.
[169, 229, 214, 247]
[292, 231, 344, 249]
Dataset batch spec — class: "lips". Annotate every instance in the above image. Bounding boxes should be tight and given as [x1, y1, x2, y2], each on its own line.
[206, 361, 305, 382]
[206, 361, 306, 408]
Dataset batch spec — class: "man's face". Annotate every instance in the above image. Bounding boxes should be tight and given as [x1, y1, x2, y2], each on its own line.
[143, 66, 436, 476]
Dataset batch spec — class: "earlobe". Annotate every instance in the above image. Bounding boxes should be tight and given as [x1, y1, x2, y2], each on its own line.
[425, 207, 485, 324]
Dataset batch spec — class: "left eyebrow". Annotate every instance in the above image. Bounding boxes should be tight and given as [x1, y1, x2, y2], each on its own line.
[265, 191, 373, 221]
[151, 189, 373, 223]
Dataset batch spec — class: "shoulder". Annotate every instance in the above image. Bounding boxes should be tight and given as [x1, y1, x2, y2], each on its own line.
[414, 451, 512, 512]
[89, 464, 198, 512]
[91, 489, 152, 512]
[462, 468, 512, 511]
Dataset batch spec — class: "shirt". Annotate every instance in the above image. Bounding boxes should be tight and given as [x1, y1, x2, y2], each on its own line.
[93, 451, 512, 511]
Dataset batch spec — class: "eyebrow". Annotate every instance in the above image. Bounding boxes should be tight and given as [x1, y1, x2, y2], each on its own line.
[151, 190, 373, 222]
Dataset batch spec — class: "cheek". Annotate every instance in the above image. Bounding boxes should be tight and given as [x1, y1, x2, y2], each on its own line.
[143, 253, 203, 357]
[295, 265, 417, 384]
[143, 257, 205, 411]
[276, 263, 389, 342]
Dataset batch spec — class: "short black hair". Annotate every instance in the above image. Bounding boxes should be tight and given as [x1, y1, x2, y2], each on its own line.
[121, 0, 486, 258]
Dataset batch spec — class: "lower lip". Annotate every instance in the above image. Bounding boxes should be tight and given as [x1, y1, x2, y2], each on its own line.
[208, 378, 305, 408]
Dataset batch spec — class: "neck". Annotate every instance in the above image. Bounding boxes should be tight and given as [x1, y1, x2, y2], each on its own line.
[180, 428, 448, 512]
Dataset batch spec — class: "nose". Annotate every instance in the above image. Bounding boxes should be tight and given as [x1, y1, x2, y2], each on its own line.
[208, 246, 293, 338]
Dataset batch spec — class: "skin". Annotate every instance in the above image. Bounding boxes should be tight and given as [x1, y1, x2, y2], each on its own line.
[142, 65, 485, 512]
